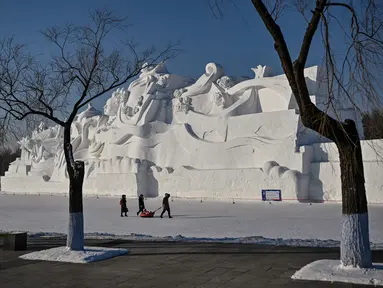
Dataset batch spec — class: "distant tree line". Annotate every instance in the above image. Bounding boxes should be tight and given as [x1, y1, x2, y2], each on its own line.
[0, 148, 20, 177]
[362, 109, 383, 140]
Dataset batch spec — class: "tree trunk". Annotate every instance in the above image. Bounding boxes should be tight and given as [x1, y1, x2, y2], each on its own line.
[63, 125, 85, 251]
[337, 119, 372, 268]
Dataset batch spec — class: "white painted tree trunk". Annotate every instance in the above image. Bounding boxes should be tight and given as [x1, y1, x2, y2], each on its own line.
[341, 213, 372, 268]
[66, 212, 84, 251]
[64, 127, 85, 251]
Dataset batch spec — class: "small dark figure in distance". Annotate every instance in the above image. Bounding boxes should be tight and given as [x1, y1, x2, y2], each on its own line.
[160, 193, 172, 218]
[120, 194, 128, 217]
[137, 194, 145, 216]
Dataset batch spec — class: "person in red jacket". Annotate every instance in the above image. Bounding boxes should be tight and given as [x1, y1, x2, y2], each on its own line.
[120, 195, 128, 217]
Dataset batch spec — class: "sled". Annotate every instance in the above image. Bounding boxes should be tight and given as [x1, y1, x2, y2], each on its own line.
[140, 210, 155, 218]
[139, 207, 162, 218]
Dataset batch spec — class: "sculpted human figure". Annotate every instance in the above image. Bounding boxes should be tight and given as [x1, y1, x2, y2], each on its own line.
[51, 104, 107, 180]
[104, 88, 129, 117]
[18, 122, 63, 166]
[18, 137, 33, 164]
[125, 62, 167, 112]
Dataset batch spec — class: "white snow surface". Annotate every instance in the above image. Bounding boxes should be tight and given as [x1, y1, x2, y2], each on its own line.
[292, 260, 383, 286]
[19, 246, 128, 263]
[1, 194, 383, 248]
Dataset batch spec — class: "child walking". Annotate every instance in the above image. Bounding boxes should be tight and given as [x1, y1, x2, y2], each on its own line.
[120, 194, 128, 217]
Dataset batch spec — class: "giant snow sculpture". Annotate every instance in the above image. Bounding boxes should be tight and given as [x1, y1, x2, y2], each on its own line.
[2, 62, 383, 203]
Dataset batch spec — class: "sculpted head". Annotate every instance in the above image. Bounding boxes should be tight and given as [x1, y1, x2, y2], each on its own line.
[140, 62, 168, 76]
[38, 122, 47, 132]
[104, 88, 129, 116]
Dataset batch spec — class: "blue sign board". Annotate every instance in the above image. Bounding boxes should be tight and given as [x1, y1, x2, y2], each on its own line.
[262, 189, 282, 201]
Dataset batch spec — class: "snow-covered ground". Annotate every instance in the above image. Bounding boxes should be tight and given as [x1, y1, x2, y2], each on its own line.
[292, 260, 383, 286]
[1, 194, 383, 248]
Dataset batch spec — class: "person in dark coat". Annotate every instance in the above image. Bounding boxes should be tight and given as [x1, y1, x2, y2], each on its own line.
[137, 194, 146, 216]
[160, 193, 172, 218]
[120, 194, 128, 217]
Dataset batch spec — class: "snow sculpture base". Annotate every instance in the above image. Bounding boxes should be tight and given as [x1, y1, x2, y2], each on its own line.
[1, 166, 309, 201]
[292, 259, 383, 286]
[19, 246, 128, 263]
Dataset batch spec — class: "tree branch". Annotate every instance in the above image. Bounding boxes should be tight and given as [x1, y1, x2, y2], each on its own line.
[251, 0, 351, 143]
[251, 0, 296, 89]
[296, 0, 327, 67]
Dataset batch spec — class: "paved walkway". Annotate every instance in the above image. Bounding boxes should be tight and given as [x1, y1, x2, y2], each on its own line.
[1, 237, 382, 287]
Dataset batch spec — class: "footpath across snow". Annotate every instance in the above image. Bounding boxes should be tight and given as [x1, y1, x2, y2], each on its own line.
[1, 194, 383, 248]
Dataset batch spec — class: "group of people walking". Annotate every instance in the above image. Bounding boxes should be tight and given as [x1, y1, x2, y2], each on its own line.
[119, 193, 172, 218]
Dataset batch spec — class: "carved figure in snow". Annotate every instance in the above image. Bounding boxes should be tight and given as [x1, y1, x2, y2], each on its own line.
[104, 88, 129, 117]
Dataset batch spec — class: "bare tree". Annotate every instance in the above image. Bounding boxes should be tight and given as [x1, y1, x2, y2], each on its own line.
[209, 0, 383, 267]
[0, 39, 43, 149]
[0, 8, 177, 250]
[363, 109, 383, 140]
[250, 0, 383, 268]
[0, 148, 20, 177]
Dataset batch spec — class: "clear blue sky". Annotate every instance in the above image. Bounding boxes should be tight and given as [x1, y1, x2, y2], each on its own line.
[1, 0, 348, 111]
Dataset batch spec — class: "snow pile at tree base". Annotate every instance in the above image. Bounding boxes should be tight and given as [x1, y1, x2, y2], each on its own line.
[19, 246, 128, 263]
[292, 259, 383, 286]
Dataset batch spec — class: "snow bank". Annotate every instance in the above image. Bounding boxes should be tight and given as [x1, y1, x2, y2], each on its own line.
[292, 260, 383, 286]
[19, 246, 128, 263]
[21, 232, 383, 250]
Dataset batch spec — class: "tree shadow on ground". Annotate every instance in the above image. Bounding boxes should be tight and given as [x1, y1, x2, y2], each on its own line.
[171, 215, 234, 219]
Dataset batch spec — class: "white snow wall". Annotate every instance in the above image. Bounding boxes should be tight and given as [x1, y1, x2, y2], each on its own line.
[309, 140, 383, 203]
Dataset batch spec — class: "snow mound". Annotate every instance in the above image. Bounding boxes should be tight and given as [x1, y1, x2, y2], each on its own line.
[19, 246, 128, 263]
[85, 233, 342, 247]
[292, 259, 383, 286]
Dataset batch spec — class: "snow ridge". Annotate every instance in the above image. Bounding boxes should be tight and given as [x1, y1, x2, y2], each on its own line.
[23, 232, 383, 249]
